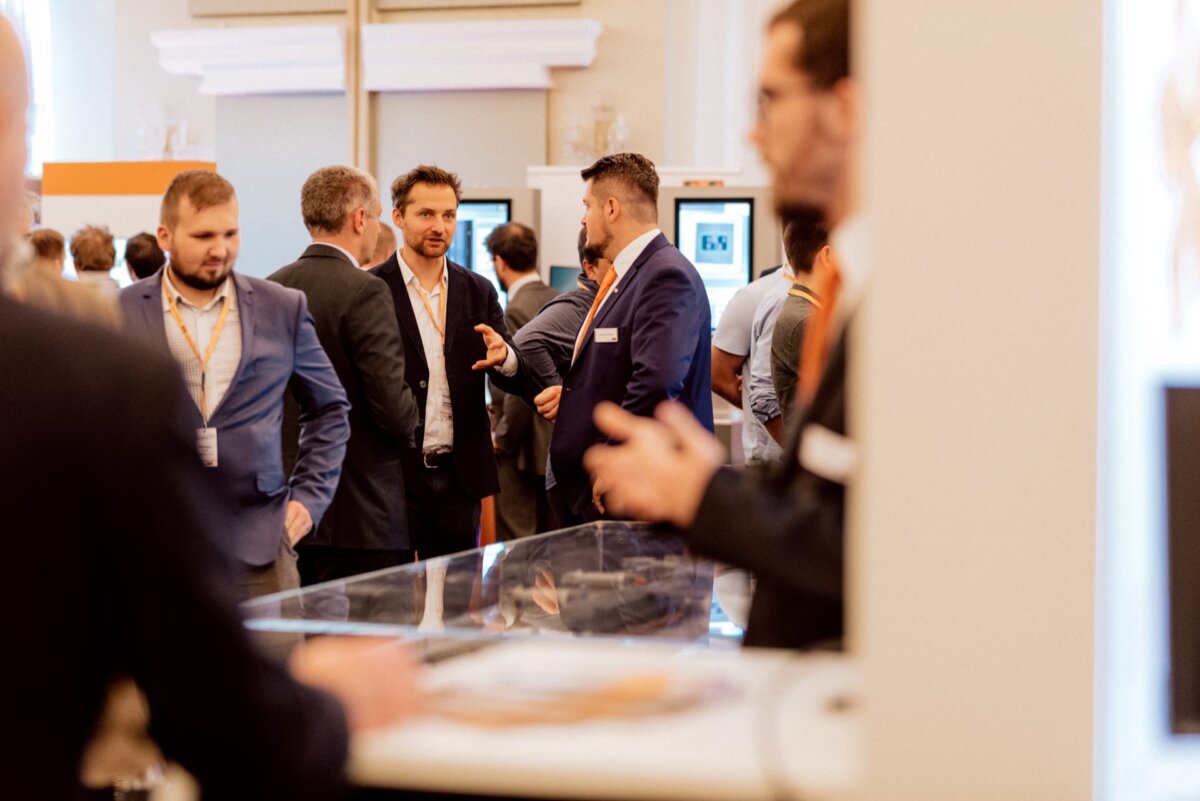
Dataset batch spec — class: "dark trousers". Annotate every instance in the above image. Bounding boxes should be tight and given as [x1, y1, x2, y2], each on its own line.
[403, 451, 481, 559]
[298, 546, 415, 585]
[297, 546, 416, 623]
[494, 453, 556, 540]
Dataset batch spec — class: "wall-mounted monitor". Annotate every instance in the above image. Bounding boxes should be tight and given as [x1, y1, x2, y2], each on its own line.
[450, 187, 541, 310]
[449, 199, 510, 304]
[658, 185, 778, 333]
[549, 264, 581, 293]
[673, 198, 753, 331]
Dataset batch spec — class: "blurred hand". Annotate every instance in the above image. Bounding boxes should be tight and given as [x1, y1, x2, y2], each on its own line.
[285, 500, 313, 546]
[289, 636, 423, 733]
[535, 385, 562, 421]
[471, 324, 509, 370]
[583, 401, 724, 528]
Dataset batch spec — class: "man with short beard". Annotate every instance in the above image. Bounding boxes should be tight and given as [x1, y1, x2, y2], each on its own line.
[119, 169, 350, 600]
[371, 164, 524, 559]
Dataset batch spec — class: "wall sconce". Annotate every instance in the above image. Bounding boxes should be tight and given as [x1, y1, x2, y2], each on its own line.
[563, 99, 631, 163]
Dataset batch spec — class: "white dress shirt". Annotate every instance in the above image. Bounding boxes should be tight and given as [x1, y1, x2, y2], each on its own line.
[398, 253, 517, 454]
[161, 270, 242, 424]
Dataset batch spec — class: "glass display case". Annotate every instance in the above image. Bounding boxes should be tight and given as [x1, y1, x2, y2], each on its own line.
[242, 521, 748, 650]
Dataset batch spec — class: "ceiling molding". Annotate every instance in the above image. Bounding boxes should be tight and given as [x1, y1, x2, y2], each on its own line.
[151, 25, 346, 95]
[362, 19, 601, 92]
[151, 18, 600, 96]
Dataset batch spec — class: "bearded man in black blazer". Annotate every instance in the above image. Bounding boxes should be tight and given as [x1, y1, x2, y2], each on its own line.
[269, 165, 421, 584]
[371, 165, 525, 559]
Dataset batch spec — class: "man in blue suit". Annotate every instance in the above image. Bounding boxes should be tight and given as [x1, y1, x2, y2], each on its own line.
[536, 153, 713, 524]
[120, 170, 350, 598]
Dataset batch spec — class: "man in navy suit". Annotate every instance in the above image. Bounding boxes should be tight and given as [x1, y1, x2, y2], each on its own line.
[120, 170, 350, 598]
[536, 153, 713, 524]
[371, 165, 524, 559]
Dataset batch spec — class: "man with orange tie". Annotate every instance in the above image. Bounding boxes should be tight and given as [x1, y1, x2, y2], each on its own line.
[535, 152, 713, 526]
[582, 0, 859, 649]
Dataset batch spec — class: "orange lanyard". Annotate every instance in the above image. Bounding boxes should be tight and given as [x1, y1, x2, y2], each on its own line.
[416, 280, 447, 346]
[163, 280, 231, 424]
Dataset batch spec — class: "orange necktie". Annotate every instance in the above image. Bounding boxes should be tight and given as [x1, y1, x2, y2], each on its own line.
[797, 254, 842, 405]
[572, 269, 617, 363]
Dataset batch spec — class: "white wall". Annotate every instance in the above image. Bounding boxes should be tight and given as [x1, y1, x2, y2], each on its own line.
[49, 0, 115, 162]
[45, 0, 767, 173]
[854, 1, 1101, 799]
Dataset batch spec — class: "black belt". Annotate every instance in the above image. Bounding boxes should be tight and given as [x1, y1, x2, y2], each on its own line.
[422, 450, 453, 469]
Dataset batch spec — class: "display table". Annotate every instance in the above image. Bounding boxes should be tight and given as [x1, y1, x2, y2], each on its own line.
[350, 640, 859, 801]
[242, 523, 858, 799]
[242, 521, 745, 648]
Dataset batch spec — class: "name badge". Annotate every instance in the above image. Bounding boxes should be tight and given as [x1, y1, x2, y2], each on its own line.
[594, 327, 619, 344]
[197, 427, 219, 468]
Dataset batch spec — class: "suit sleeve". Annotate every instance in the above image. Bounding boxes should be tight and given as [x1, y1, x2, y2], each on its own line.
[106, 355, 349, 800]
[348, 278, 419, 445]
[686, 464, 844, 602]
[621, 265, 705, 416]
[483, 280, 528, 397]
[287, 293, 351, 526]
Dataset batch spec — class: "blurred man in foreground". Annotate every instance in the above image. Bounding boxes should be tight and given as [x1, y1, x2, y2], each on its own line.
[585, 0, 860, 649]
[0, 16, 419, 799]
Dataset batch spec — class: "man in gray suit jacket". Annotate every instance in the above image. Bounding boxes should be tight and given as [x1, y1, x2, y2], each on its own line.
[486, 223, 560, 539]
[269, 165, 421, 586]
[119, 170, 350, 599]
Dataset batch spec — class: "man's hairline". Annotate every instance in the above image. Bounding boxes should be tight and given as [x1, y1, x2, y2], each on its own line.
[160, 194, 239, 233]
[394, 180, 460, 215]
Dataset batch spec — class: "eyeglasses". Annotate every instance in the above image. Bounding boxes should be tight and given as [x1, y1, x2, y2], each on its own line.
[756, 80, 816, 120]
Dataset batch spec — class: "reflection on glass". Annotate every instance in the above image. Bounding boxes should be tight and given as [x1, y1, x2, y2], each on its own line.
[242, 521, 743, 647]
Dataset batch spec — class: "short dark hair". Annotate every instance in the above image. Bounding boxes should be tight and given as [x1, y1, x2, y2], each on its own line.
[770, 0, 851, 89]
[576, 224, 603, 267]
[124, 232, 165, 280]
[580, 153, 659, 223]
[390, 164, 462, 214]
[484, 222, 538, 273]
[781, 208, 829, 275]
[69, 225, 116, 273]
[27, 228, 63, 261]
[301, 165, 377, 235]
[161, 170, 234, 230]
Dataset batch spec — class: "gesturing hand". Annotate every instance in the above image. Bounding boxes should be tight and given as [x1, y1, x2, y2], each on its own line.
[472, 324, 509, 370]
[583, 401, 724, 528]
[534, 385, 563, 421]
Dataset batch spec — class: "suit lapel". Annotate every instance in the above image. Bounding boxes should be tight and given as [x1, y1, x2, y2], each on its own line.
[375, 255, 427, 371]
[582, 233, 669, 353]
[443, 261, 468, 358]
[209, 273, 255, 422]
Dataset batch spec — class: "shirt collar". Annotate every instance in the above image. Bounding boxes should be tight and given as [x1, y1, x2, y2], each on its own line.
[314, 241, 359, 269]
[506, 272, 540, 298]
[612, 228, 662, 280]
[397, 250, 447, 292]
[162, 269, 236, 312]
